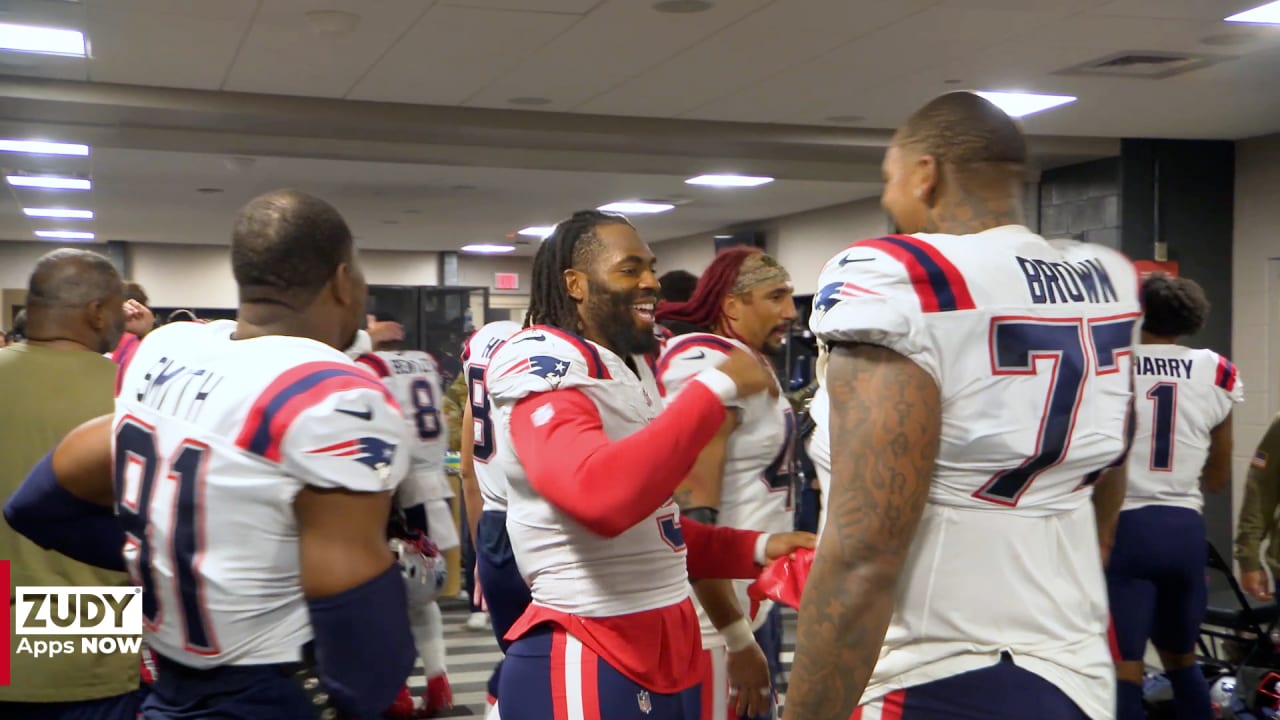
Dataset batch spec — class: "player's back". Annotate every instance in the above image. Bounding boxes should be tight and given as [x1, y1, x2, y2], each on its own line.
[355, 349, 449, 501]
[1125, 344, 1242, 512]
[461, 321, 523, 511]
[114, 320, 408, 668]
[810, 227, 1140, 719]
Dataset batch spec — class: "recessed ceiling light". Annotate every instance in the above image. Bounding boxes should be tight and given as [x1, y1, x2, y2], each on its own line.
[598, 201, 675, 214]
[518, 225, 557, 239]
[0, 139, 89, 156]
[685, 174, 774, 188]
[824, 114, 865, 124]
[35, 230, 94, 240]
[461, 244, 517, 254]
[0, 22, 86, 57]
[1227, 1, 1280, 24]
[653, 0, 714, 13]
[24, 207, 93, 219]
[714, 234, 733, 239]
[975, 91, 1076, 118]
[508, 96, 551, 106]
[6, 175, 90, 190]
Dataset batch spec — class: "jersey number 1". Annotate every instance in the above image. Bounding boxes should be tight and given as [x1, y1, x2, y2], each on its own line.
[115, 418, 219, 655]
[976, 317, 1135, 506]
[1146, 383, 1177, 471]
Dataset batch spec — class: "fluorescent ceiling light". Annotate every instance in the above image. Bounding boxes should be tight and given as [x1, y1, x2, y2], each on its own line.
[975, 91, 1076, 118]
[7, 175, 91, 190]
[0, 22, 86, 57]
[24, 207, 93, 219]
[598, 201, 675, 214]
[685, 174, 774, 188]
[35, 230, 94, 240]
[0, 139, 89, 156]
[518, 225, 556, 239]
[460, 244, 516, 254]
[1227, 1, 1280, 23]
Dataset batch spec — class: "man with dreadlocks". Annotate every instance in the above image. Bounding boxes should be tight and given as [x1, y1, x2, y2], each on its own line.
[654, 247, 798, 720]
[484, 210, 815, 719]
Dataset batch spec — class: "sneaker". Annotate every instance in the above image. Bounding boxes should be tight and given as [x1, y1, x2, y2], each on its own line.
[416, 674, 454, 717]
[385, 686, 416, 719]
[465, 612, 489, 631]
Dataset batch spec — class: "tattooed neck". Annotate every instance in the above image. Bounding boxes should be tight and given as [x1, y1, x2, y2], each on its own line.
[924, 191, 1023, 235]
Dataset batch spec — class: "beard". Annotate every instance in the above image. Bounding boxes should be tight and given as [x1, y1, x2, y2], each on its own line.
[583, 277, 658, 357]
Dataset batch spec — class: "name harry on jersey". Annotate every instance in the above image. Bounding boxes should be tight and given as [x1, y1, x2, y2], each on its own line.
[1135, 355, 1195, 379]
[1017, 256, 1120, 306]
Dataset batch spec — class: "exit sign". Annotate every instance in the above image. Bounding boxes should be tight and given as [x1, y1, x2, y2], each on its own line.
[494, 272, 520, 290]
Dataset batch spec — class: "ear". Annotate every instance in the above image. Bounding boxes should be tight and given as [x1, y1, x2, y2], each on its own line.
[915, 153, 940, 206]
[564, 268, 587, 303]
[85, 299, 107, 332]
[721, 293, 742, 323]
[331, 263, 353, 306]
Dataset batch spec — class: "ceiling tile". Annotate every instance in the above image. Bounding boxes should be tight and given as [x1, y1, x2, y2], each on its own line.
[440, 0, 599, 12]
[222, 0, 433, 98]
[349, 5, 579, 105]
[463, 0, 772, 111]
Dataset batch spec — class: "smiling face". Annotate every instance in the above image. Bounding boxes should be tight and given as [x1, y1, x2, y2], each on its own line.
[564, 221, 660, 357]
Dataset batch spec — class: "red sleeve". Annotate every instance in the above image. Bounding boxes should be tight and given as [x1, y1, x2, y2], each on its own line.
[682, 518, 761, 580]
[508, 382, 727, 538]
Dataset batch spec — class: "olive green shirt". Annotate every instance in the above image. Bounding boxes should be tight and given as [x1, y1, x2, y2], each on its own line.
[442, 373, 468, 453]
[0, 343, 140, 702]
[1234, 413, 1280, 576]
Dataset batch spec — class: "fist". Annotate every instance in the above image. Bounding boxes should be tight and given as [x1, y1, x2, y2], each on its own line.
[716, 349, 779, 400]
[764, 531, 817, 561]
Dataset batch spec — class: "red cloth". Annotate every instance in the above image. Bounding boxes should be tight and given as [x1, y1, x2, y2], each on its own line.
[747, 547, 814, 613]
[508, 383, 726, 537]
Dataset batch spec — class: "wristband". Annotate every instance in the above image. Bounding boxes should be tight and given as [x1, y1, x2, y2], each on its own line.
[683, 506, 719, 525]
[693, 367, 740, 406]
[721, 617, 755, 653]
[754, 533, 771, 566]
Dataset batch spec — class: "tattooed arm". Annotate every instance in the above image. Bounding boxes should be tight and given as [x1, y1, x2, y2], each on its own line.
[672, 412, 738, 517]
[782, 344, 940, 720]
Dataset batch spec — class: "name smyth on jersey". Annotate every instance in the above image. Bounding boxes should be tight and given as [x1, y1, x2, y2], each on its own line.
[1016, 256, 1119, 305]
[390, 357, 434, 375]
[1136, 355, 1194, 379]
[135, 357, 223, 421]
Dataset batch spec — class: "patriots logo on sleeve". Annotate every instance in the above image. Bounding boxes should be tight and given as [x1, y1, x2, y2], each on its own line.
[307, 437, 399, 477]
[814, 280, 882, 312]
[500, 355, 572, 387]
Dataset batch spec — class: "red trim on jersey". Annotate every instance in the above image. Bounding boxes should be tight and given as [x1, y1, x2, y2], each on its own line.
[681, 518, 761, 580]
[506, 599, 703, 694]
[882, 690, 906, 720]
[1215, 355, 1238, 392]
[656, 336, 737, 379]
[354, 353, 392, 378]
[538, 325, 612, 379]
[235, 361, 397, 462]
[508, 383, 727, 538]
[855, 235, 976, 313]
[1107, 616, 1121, 663]
[698, 649, 717, 720]
[113, 333, 142, 397]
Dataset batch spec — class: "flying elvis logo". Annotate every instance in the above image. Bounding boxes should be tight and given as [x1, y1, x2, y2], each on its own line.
[306, 437, 398, 478]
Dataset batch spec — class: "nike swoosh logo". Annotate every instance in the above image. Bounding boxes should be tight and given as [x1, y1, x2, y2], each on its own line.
[688, 351, 706, 360]
[514, 334, 547, 343]
[336, 406, 373, 421]
[838, 256, 875, 266]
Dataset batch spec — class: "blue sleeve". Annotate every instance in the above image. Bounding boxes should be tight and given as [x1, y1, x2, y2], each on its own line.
[307, 563, 416, 719]
[2, 453, 126, 571]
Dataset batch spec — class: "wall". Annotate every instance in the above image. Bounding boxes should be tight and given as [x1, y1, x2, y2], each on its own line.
[650, 197, 889, 294]
[1232, 133, 1280, 538]
[1037, 158, 1121, 249]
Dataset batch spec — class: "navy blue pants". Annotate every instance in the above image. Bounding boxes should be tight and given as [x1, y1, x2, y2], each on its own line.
[0, 690, 145, 720]
[137, 654, 316, 719]
[477, 509, 534, 703]
[851, 654, 1090, 719]
[500, 627, 689, 720]
[1106, 505, 1208, 659]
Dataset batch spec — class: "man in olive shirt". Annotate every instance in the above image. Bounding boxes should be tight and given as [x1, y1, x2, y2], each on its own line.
[0, 249, 139, 718]
[1234, 413, 1280, 601]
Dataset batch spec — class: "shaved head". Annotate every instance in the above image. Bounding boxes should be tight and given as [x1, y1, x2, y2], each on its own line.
[895, 91, 1027, 169]
[231, 189, 354, 302]
[27, 249, 124, 310]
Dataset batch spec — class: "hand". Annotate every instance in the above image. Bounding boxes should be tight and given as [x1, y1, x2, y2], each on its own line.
[764, 531, 817, 561]
[1242, 569, 1274, 602]
[123, 300, 154, 337]
[366, 314, 405, 345]
[726, 642, 773, 718]
[717, 349, 779, 399]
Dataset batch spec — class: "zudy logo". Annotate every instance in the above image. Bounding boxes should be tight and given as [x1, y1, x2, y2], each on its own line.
[11, 583, 144, 665]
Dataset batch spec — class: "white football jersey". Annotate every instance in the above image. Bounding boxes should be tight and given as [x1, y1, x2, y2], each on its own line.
[658, 332, 794, 640]
[355, 350, 451, 514]
[806, 384, 831, 537]
[461, 321, 523, 512]
[1124, 344, 1243, 513]
[487, 326, 687, 617]
[810, 227, 1140, 720]
[113, 320, 410, 668]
